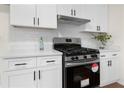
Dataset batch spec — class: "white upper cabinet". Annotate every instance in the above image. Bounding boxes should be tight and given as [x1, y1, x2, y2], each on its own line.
[36, 4, 57, 29]
[10, 5, 36, 27]
[57, 4, 108, 32]
[57, 4, 73, 17]
[84, 5, 108, 32]
[72, 4, 86, 18]
[57, 4, 86, 18]
[10, 4, 108, 31]
[10, 4, 57, 29]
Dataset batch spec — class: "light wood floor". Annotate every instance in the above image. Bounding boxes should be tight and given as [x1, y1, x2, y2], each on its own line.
[102, 82, 124, 88]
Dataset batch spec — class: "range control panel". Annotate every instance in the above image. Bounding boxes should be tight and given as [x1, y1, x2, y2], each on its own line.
[65, 54, 99, 62]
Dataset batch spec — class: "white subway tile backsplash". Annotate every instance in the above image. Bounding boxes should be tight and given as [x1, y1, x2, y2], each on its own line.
[8, 41, 36, 53]
[8, 23, 99, 53]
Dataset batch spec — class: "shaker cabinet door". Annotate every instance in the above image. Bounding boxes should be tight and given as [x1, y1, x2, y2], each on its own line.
[57, 4, 86, 19]
[36, 4, 57, 29]
[57, 4, 73, 17]
[109, 57, 119, 82]
[71, 4, 85, 18]
[10, 4, 36, 27]
[100, 59, 110, 86]
[3, 69, 37, 88]
[84, 4, 108, 32]
[38, 66, 61, 88]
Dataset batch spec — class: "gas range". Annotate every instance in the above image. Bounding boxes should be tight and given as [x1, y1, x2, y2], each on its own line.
[53, 37, 100, 88]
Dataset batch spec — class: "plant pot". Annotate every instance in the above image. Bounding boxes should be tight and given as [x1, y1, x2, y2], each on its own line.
[99, 42, 106, 49]
[99, 46, 105, 49]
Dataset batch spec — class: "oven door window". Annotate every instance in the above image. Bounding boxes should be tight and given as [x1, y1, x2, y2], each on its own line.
[66, 63, 100, 88]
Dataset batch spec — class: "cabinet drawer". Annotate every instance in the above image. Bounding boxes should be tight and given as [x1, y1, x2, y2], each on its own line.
[100, 53, 110, 59]
[37, 56, 62, 67]
[6, 58, 36, 70]
[100, 52, 119, 59]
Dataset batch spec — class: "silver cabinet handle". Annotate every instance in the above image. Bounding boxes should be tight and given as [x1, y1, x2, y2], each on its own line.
[97, 26, 99, 31]
[99, 26, 101, 31]
[38, 17, 39, 26]
[108, 61, 110, 66]
[101, 55, 106, 57]
[108, 60, 111, 66]
[96, 26, 99, 31]
[33, 17, 35, 25]
[39, 70, 41, 80]
[110, 60, 112, 66]
[15, 63, 27, 66]
[74, 10, 76, 16]
[34, 71, 36, 81]
[108, 60, 112, 67]
[71, 9, 73, 16]
[97, 26, 100, 31]
[112, 54, 117, 56]
[46, 60, 55, 63]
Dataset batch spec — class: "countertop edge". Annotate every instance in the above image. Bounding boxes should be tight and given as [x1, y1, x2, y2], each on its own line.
[0, 50, 63, 59]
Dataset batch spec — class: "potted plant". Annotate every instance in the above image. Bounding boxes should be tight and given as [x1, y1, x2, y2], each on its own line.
[93, 33, 112, 49]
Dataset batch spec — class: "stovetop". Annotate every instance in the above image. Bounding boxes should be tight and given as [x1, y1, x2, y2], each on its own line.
[53, 37, 99, 56]
[55, 47, 99, 56]
[53, 37, 100, 65]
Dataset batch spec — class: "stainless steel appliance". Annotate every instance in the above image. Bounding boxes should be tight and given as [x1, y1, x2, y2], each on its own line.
[53, 37, 100, 88]
[57, 15, 91, 25]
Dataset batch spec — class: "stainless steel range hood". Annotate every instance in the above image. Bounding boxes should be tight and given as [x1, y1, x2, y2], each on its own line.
[57, 15, 91, 25]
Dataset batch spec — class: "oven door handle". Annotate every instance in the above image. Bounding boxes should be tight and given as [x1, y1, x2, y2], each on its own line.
[65, 61, 100, 68]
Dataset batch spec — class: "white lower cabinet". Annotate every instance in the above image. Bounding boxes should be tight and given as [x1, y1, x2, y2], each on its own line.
[38, 66, 61, 88]
[1, 55, 62, 88]
[100, 51, 119, 87]
[3, 67, 61, 88]
[100, 59, 109, 86]
[3, 69, 37, 88]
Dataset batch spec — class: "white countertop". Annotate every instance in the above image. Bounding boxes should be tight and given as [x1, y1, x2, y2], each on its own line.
[0, 46, 120, 59]
[0, 50, 62, 59]
[99, 49, 120, 53]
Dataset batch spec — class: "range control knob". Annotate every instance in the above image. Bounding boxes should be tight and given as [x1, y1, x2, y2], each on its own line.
[75, 57, 79, 60]
[71, 57, 75, 60]
[84, 56, 87, 59]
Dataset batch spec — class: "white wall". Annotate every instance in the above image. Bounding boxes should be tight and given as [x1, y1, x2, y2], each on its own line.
[9, 24, 98, 53]
[9, 27, 58, 52]
[0, 5, 9, 56]
[108, 5, 124, 85]
[57, 23, 98, 48]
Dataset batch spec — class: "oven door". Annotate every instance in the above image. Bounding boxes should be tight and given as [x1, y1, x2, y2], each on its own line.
[65, 62, 100, 88]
